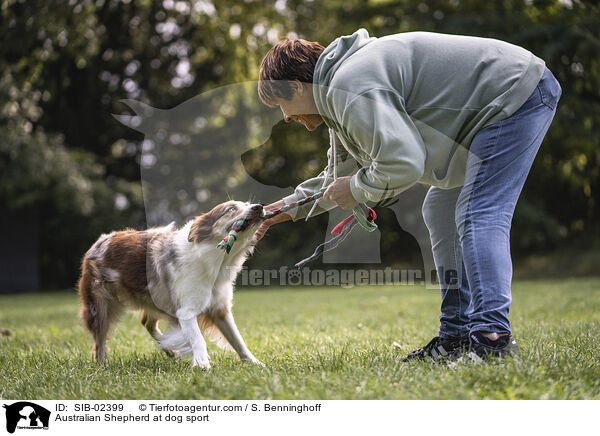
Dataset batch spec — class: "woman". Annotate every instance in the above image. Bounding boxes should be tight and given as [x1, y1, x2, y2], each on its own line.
[256, 29, 561, 360]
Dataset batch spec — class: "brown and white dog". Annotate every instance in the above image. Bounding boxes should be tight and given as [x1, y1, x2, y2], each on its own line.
[77, 201, 264, 369]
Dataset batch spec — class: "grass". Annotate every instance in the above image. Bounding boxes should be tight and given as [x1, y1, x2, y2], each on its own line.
[1, 278, 599, 399]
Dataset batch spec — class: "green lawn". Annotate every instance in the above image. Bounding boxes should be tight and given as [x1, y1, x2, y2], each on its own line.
[1, 278, 599, 399]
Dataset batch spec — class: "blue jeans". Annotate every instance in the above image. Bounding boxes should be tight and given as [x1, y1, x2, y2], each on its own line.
[422, 67, 562, 338]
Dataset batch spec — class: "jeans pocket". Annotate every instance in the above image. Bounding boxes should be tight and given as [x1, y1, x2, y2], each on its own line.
[539, 70, 562, 110]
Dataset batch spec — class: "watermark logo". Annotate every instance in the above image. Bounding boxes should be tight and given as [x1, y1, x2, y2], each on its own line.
[2, 402, 50, 433]
[236, 266, 428, 288]
[113, 80, 475, 306]
[114, 83, 437, 269]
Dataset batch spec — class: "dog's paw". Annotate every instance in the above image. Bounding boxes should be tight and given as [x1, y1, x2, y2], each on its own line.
[161, 348, 175, 358]
[191, 356, 211, 370]
[243, 357, 265, 367]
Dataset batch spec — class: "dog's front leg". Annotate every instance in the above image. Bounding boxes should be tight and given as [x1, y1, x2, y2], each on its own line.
[177, 312, 210, 369]
[213, 312, 263, 366]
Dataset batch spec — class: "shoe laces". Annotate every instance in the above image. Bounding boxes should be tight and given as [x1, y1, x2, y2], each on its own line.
[409, 336, 442, 356]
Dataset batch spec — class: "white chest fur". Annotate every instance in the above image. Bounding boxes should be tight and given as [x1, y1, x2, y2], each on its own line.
[164, 222, 249, 320]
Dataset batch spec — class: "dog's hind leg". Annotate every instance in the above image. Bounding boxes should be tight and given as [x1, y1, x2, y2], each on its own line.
[141, 311, 162, 337]
[80, 292, 122, 365]
[92, 297, 123, 365]
[141, 311, 175, 357]
[91, 306, 110, 365]
[78, 258, 124, 364]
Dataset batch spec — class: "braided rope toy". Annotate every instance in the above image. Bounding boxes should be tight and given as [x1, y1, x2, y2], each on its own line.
[216, 188, 378, 267]
[215, 218, 250, 254]
[216, 189, 328, 254]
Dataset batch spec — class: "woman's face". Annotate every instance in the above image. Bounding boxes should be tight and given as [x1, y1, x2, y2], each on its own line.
[273, 82, 324, 131]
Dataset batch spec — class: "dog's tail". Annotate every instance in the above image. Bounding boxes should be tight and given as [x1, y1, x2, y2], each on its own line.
[156, 317, 234, 359]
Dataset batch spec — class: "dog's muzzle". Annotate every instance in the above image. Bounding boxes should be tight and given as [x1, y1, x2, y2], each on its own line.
[245, 204, 264, 226]
[230, 204, 264, 232]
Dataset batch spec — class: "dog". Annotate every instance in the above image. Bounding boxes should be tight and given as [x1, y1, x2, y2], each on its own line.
[77, 200, 264, 369]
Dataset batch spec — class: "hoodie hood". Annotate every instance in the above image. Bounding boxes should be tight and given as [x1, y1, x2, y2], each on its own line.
[312, 29, 376, 122]
[313, 28, 376, 87]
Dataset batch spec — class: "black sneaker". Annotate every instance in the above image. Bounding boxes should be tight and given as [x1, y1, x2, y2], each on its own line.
[468, 331, 519, 359]
[400, 336, 468, 361]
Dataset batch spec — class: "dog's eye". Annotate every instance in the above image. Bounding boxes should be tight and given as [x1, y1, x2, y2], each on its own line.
[227, 207, 236, 213]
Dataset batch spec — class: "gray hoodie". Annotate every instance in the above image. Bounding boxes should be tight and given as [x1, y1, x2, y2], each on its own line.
[283, 28, 545, 220]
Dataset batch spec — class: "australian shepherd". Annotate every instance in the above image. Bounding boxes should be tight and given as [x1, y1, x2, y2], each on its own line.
[77, 201, 264, 369]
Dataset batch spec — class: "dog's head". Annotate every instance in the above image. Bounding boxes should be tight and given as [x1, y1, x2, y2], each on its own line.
[187, 201, 264, 246]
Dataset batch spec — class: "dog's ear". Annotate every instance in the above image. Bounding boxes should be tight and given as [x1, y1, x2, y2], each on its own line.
[188, 212, 214, 244]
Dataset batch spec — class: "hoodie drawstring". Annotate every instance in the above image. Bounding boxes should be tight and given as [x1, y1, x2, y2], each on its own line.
[305, 128, 337, 221]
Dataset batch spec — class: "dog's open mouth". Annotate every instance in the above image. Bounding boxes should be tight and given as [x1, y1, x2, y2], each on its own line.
[247, 208, 265, 226]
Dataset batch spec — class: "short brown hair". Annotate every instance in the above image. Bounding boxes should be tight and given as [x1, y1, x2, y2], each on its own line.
[258, 38, 325, 107]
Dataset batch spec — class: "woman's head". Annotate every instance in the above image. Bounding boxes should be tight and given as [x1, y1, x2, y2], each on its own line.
[258, 38, 324, 105]
[258, 38, 325, 130]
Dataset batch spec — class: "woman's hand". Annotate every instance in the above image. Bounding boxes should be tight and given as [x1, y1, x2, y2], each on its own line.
[254, 201, 291, 242]
[323, 176, 359, 210]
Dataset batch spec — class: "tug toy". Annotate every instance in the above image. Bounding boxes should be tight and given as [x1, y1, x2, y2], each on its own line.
[216, 188, 377, 267]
